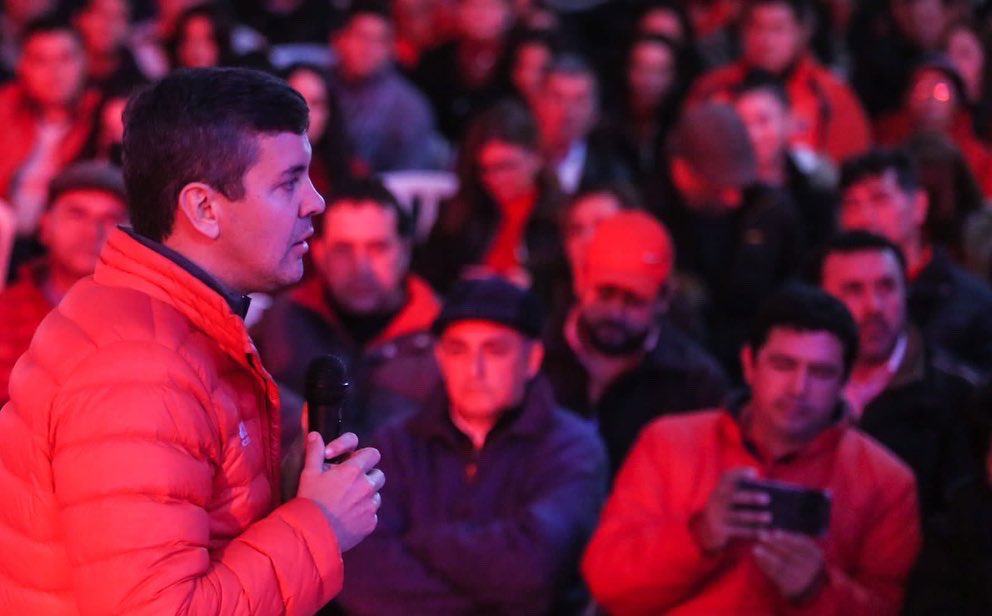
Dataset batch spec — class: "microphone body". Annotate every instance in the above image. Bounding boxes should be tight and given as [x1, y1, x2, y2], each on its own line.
[305, 355, 350, 444]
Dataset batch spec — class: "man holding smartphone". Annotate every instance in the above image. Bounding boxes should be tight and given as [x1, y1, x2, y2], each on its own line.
[582, 284, 920, 615]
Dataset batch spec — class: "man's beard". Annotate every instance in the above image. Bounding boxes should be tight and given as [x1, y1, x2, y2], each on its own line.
[578, 313, 650, 357]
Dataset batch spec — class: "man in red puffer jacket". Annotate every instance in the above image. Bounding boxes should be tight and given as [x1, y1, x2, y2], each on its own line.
[0, 67, 385, 615]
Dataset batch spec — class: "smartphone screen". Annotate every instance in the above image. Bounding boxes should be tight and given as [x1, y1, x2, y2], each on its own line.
[737, 478, 832, 537]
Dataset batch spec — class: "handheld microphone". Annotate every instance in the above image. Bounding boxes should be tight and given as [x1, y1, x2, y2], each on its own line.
[305, 355, 349, 445]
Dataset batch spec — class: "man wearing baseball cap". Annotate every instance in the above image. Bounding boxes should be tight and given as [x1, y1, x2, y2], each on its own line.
[337, 276, 608, 615]
[543, 210, 728, 475]
[660, 102, 804, 376]
[0, 160, 128, 403]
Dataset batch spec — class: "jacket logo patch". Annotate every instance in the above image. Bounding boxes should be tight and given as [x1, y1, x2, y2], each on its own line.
[238, 422, 251, 447]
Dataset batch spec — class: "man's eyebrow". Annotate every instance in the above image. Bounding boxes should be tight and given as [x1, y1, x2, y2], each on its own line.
[280, 164, 308, 178]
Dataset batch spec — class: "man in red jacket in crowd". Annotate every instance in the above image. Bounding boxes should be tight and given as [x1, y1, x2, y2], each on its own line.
[0, 67, 384, 614]
[583, 284, 920, 615]
[0, 161, 128, 404]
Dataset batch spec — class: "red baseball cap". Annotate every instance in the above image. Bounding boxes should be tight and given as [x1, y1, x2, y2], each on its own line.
[581, 211, 674, 301]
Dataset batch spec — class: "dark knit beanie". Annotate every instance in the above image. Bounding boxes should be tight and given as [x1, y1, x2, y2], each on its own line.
[433, 277, 543, 339]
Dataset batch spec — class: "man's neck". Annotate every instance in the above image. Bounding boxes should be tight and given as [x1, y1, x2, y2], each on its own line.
[850, 333, 907, 383]
[450, 408, 497, 451]
[758, 154, 786, 187]
[566, 308, 648, 405]
[905, 240, 932, 280]
[744, 408, 819, 461]
[42, 265, 81, 305]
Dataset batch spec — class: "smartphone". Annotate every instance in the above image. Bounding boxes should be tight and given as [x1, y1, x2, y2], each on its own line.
[736, 478, 832, 537]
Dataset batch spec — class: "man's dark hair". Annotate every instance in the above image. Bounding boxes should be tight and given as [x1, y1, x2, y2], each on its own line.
[318, 176, 414, 239]
[344, 0, 392, 24]
[806, 230, 908, 285]
[22, 15, 82, 46]
[122, 67, 309, 242]
[743, 0, 814, 24]
[839, 148, 920, 195]
[734, 69, 791, 107]
[543, 52, 599, 96]
[564, 181, 643, 221]
[747, 283, 859, 378]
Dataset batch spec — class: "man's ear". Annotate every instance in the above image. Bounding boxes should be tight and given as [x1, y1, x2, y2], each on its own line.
[912, 189, 929, 228]
[176, 182, 221, 240]
[527, 341, 545, 378]
[740, 345, 756, 387]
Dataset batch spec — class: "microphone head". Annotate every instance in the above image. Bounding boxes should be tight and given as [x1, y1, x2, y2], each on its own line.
[305, 355, 350, 405]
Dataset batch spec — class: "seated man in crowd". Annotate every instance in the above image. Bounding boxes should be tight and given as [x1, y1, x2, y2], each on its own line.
[811, 230, 977, 520]
[253, 177, 441, 439]
[337, 277, 608, 615]
[583, 284, 920, 614]
[543, 210, 728, 475]
[0, 16, 100, 258]
[731, 71, 838, 248]
[0, 161, 128, 403]
[838, 148, 992, 376]
[532, 54, 631, 196]
[688, 0, 871, 163]
[329, 1, 443, 172]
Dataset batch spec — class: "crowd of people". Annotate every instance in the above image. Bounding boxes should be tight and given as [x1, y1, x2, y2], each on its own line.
[1, 0, 992, 614]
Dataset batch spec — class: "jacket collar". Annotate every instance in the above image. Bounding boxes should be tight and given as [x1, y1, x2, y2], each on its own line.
[721, 391, 849, 465]
[291, 273, 440, 348]
[95, 228, 261, 372]
[123, 228, 251, 318]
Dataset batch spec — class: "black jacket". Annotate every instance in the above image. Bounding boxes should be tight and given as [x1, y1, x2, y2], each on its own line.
[857, 329, 979, 521]
[910, 249, 992, 377]
[543, 315, 729, 475]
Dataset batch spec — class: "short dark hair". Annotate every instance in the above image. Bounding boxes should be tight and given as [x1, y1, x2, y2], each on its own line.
[806, 230, 908, 285]
[344, 0, 392, 24]
[564, 181, 643, 221]
[839, 148, 920, 196]
[22, 15, 82, 47]
[747, 283, 859, 379]
[734, 69, 791, 107]
[543, 53, 599, 96]
[122, 67, 309, 242]
[319, 176, 413, 239]
[743, 0, 814, 24]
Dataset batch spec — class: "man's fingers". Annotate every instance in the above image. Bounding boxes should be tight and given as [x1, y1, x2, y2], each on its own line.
[324, 432, 359, 460]
[731, 489, 770, 507]
[343, 446, 382, 473]
[372, 492, 383, 512]
[303, 432, 326, 472]
[727, 509, 772, 528]
[366, 468, 386, 492]
[753, 543, 784, 573]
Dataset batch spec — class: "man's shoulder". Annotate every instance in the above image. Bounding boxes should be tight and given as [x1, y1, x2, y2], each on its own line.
[639, 409, 727, 447]
[839, 426, 917, 486]
[651, 324, 725, 376]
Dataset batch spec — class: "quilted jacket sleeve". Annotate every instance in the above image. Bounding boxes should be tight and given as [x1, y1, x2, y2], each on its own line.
[582, 420, 728, 615]
[50, 342, 344, 615]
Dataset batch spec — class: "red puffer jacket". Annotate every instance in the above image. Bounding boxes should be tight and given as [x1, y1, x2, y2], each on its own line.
[0, 229, 343, 614]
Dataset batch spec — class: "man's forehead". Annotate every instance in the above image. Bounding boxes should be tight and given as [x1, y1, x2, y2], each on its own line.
[53, 188, 127, 212]
[440, 320, 525, 344]
[762, 327, 844, 357]
[824, 250, 901, 277]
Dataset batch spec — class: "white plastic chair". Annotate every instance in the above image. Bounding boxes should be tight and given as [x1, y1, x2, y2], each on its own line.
[379, 170, 458, 241]
[0, 200, 15, 291]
